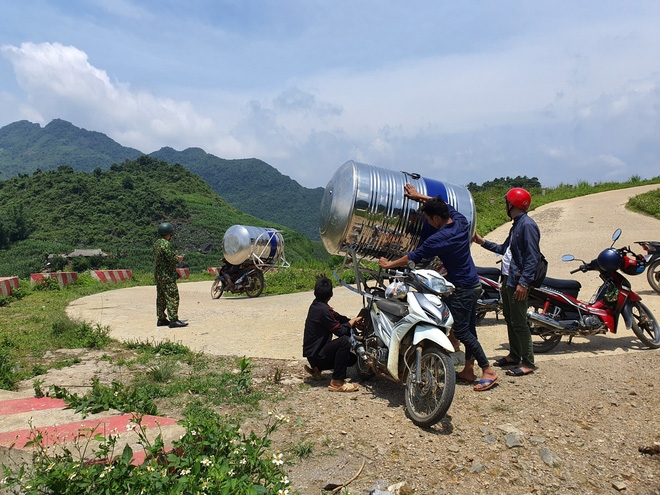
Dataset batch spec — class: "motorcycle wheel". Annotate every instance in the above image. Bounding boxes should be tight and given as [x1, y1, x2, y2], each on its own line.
[475, 310, 487, 325]
[211, 279, 224, 299]
[355, 354, 376, 380]
[405, 346, 455, 428]
[528, 302, 562, 353]
[630, 301, 660, 349]
[646, 259, 660, 294]
[244, 271, 265, 298]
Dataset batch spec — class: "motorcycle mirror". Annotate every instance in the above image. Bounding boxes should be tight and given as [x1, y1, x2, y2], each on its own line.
[407, 260, 416, 270]
[612, 229, 622, 244]
[561, 254, 575, 262]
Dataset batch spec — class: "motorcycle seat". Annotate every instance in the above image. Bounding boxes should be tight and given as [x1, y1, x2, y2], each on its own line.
[373, 296, 409, 317]
[476, 267, 500, 281]
[540, 276, 582, 298]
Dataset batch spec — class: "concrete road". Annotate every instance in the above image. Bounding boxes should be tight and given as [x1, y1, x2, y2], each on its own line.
[67, 184, 660, 364]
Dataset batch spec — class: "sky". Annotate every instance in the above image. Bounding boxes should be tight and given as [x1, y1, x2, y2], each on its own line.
[1, 1, 660, 190]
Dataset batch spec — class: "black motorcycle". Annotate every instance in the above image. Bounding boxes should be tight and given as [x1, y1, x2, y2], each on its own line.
[635, 240, 660, 294]
[476, 266, 503, 324]
[211, 262, 265, 298]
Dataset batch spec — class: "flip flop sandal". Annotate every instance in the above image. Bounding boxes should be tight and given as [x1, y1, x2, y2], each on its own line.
[473, 377, 499, 391]
[455, 372, 475, 385]
[328, 383, 359, 392]
[304, 365, 324, 381]
[493, 357, 520, 367]
[506, 367, 534, 377]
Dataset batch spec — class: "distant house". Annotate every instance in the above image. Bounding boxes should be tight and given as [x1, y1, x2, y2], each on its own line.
[66, 249, 108, 258]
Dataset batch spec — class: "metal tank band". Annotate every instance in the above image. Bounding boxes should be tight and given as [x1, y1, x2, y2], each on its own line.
[222, 225, 288, 267]
[319, 160, 476, 261]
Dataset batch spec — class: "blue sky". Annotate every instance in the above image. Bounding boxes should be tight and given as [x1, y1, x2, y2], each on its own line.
[2, 1, 660, 189]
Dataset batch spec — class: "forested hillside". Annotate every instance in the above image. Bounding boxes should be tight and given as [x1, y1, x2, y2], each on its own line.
[0, 155, 318, 278]
[150, 147, 324, 241]
[0, 119, 323, 240]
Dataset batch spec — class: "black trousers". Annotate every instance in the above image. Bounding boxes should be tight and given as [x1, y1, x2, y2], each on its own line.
[308, 335, 357, 380]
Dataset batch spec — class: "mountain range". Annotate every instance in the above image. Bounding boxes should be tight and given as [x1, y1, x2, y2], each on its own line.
[0, 119, 324, 240]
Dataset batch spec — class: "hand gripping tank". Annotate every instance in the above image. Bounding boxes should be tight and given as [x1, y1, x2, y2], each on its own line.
[319, 161, 476, 260]
[222, 225, 286, 266]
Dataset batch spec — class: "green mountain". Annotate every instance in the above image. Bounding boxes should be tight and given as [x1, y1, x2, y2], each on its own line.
[0, 155, 317, 278]
[0, 119, 323, 240]
[150, 147, 324, 241]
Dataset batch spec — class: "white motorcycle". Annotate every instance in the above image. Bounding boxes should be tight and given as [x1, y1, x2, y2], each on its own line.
[339, 249, 457, 427]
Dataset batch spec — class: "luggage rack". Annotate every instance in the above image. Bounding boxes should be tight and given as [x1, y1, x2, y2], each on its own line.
[248, 230, 290, 270]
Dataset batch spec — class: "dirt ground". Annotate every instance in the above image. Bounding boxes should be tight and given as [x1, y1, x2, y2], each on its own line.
[8, 185, 660, 494]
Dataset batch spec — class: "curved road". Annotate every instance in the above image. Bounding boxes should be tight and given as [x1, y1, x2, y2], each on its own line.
[67, 185, 660, 363]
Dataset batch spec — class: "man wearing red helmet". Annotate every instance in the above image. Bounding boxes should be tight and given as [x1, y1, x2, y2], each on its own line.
[473, 188, 541, 377]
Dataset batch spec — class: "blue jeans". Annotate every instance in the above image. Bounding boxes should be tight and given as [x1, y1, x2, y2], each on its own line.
[446, 285, 489, 369]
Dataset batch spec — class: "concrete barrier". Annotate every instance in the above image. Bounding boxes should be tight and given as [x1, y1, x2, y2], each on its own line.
[0, 276, 19, 296]
[30, 272, 78, 287]
[90, 270, 133, 283]
[0, 396, 184, 468]
[176, 268, 190, 279]
[207, 267, 223, 276]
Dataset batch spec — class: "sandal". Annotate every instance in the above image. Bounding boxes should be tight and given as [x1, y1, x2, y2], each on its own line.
[328, 382, 359, 393]
[493, 357, 519, 367]
[304, 365, 324, 381]
[473, 377, 499, 391]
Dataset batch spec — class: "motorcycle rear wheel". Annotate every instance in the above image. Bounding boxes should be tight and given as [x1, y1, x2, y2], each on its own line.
[356, 354, 376, 380]
[244, 271, 265, 298]
[646, 259, 660, 294]
[211, 279, 224, 299]
[528, 302, 563, 353]
[630, 301, 660, 349]
[405, 346, 455, 428]
[475, 310, 487, 325]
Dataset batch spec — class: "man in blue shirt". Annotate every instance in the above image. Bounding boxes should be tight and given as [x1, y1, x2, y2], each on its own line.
[378, 186, 498, 391]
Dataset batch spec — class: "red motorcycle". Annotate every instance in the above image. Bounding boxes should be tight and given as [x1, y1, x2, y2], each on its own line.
[635, 240, 660, 294]
[527, 229, 660, 353]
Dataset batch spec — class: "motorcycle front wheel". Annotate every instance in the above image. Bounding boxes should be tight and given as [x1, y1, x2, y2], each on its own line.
[630, 301, 660, 349]
[646, 259, 660, 294]
[211, 279, 224, 299]
[405, 346, 455, 428]
[244, 271, 265, 298]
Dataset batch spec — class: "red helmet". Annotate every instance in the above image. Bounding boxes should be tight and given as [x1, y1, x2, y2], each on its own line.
[504, 188, 532, 211]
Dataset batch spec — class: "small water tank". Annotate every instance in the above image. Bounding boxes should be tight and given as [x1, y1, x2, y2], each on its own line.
[222, 225, 285, 265]
[319, 160, 476, 260]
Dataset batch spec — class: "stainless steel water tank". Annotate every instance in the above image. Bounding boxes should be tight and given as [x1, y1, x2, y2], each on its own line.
[222, 225, 285, 265]
[319, 160, 476, 260]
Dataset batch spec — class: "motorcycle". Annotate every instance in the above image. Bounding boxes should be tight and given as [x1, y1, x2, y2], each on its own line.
[476, 266, 503, 324]
[527, 229, 660, 353]
[211, 261, 265, 299]
[338, 248, 456, 427]
[635, 240, 660, 294]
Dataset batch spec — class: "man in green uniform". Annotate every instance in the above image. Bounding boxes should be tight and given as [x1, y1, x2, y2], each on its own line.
[154, 222, 188, 328]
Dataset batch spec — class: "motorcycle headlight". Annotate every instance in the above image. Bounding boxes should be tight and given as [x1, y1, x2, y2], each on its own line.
[416, 270, 451, 294]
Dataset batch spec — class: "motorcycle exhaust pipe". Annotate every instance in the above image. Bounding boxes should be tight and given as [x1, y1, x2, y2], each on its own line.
[527, 311, 564, 332]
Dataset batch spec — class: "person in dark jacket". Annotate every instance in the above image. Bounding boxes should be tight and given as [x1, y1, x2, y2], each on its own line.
[154, 222, 188, 328]
[303, 277, 363, 392]
[473, 187, 541, 377]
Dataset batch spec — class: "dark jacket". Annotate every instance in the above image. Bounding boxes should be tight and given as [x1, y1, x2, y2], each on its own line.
[302, 299, 351, 359]
[482, 211, 541, 288]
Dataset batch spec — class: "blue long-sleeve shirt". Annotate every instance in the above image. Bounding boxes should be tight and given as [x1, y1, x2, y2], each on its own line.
[407, 205, 479, 287]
